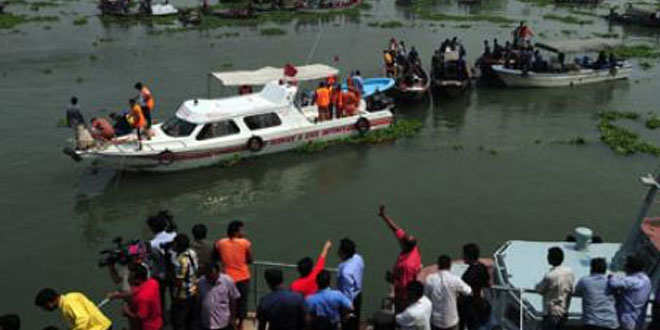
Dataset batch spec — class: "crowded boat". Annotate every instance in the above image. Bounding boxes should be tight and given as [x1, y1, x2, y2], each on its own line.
[608, 4, 660, 28]
[431, 37, 471, 97]
[383, 39, 430, 100]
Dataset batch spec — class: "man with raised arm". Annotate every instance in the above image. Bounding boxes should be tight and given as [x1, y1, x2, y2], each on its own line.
[377, 205, 422, 312]
[292, 240, 332, 298]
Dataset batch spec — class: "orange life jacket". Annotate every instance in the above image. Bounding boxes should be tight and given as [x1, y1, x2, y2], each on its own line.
[316, 87, 330, 107]
[131, 104, 146, 128]
[141, 86, 154, 111]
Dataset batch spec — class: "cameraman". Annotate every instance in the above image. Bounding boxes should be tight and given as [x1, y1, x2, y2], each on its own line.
[147, 210, 177, 312]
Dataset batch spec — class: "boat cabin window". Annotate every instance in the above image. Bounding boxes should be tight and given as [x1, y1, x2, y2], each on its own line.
[196, 120, 240, 141]
[162, 117, 196, 137]
[243, 113, 282, 130]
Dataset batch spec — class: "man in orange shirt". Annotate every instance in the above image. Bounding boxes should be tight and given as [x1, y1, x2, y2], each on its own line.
[128, 99, 146, 143]
[291, 240, 332, 298]
[215, 220, 253, 330]
[135, 82, 155, 129]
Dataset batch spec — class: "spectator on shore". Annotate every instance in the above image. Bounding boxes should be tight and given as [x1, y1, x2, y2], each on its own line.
[292, 240, 332, 298]
[458, 243, 492, 330]
[191, 224, 215, 276]
[306, 270, 353, 330]
[257, 268, 306, 330]
[171, 234, 199, 330]
[377, 205, 422, 312]
[110, 264, 162, 330]
[573, 258, 619, 330]
[147, 211, 177, 311]
[395, 281, 432, 330]
[35, 288, 112, 330]
[426, 255, 472, 330]
[215, 220, 253, 330]
[535, 247, 575, 330]
[0, 314, 20, 330]
[337, 238, 364, 330]
[198, 263, 241, 330]
[607, 255, 652, 330]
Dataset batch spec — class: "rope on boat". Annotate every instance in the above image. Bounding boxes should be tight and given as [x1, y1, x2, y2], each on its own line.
[305, 21, 324, 64]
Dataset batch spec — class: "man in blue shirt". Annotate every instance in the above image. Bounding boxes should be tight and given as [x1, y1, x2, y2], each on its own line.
[337, 238, 364, 330]
[574, 258, 619, 330]
[257, 268, 306, 330]
[607, 255, 652, 330]
[351, 71, 364, 95]
[306, 270, 353, 330]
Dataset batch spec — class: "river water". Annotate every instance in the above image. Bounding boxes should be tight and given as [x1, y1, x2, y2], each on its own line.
[1, 0, 659, 327]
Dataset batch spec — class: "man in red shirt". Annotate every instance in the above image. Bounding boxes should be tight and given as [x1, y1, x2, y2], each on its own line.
[378, 205, 422, 313]
[291, 240, 332, 297]
[125, 265, 163, 330]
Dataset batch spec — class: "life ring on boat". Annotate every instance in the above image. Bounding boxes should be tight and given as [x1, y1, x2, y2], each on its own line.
[355, 117, 370, 135]
[158, 150, 175, 165]
[247, 136, 264, 152]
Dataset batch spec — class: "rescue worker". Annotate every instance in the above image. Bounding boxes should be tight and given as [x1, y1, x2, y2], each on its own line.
[341, 89, 359, 117]
[128, 99, 146, 142]
[90, 117, 115, 141]
[384, 50, 396, 77]
[330, 82, 343, 120]
[314, 82, 331, 122]
[134, 82, 154, 129]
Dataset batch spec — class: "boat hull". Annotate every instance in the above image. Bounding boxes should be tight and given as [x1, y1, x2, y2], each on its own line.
[491, 64, 632, 88]
[431, 79, 470, 97]
[74, 113, 393, 172]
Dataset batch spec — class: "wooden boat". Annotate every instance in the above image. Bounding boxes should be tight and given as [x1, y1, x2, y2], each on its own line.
[431, 49, 471, 97]
[607, 4, 660, 27]
[99, 2, 178, 17]
[296, 0, 362, 13]
[391, 65, 430, 100]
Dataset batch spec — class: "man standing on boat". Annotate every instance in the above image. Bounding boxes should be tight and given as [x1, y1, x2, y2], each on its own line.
[425, 255, 472, 330]
[535, 247, 575, 330]
[607, 255, 652, 330]
[458, 244, 491, 330]
[314, 82, 331, 122]
[378, 205, 422, 313]
[135, 82, 155, 129]
[574, 258, 619, 330]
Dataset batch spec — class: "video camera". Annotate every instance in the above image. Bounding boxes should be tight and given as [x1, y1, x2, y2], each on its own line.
[98, 237, 148, 268]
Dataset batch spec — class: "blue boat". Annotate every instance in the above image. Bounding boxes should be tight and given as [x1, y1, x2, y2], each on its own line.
[343, 78, 395, 98]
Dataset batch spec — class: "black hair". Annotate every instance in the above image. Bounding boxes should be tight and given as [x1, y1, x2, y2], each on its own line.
[147, 215, 167, 234]
[403, 237, 417, 252]
[132, 264, 149, 281]
[0, 314, 20, 330]
[592, 236, 603, 244]
[463, 243, 480, 262]
[157, 210, 176, 233]
[339, 238, 356, 259]
[173, 234, 190, 253]
[35, 288, 58, 307]
[264, 268, 283, 289]
[406, 281, 424, 301]
[129, 98, 136, 104]
[192, 224, 207, 240]
[590, 258, 607, 274]
[134, 82, 143, 90]
[70, 96, 78, 105]
[437, 255, 451, 270]
[227, 220, 243, 237]
[548, 247, 564, 266]
[297, 257, 314, 277]
[316, 270, 331, 289]
[624, 255, 645, 274]
[355, 70, 361, 75]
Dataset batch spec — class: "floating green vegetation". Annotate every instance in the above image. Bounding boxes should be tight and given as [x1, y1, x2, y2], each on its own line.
[419, 12, 516, 24]
[223, 154, 242, 167]
[260, 27, 286, 35]
[89, 54, 98, 61]
[0, 13, 57, 29]
[640, 61, 654, 70]
[371, 20, 403, 28]
[596, 111, 659, 156]
[42, 68, 53, 74]
[556, 136, 587, 145]
[5, 0, 28, 5]
[29, 1, 61, 10]
[73, 16, 87, 25]
[357, 1, 372, 9]
[43, 25, 51, 29]
[561, 29, 576, 35]
[592, 32, 619, 38]
[75, 76, 84, 83]
[570, 9, 601, 17]
[543, 14, 593, 25]
[610, 45, 660, 59]
[646, 116, 660, 129]
[215, 31, 239, 38]
[297, 119, 423, 153]
[220, 62, 233, 68]
[455, 24, 471, 28]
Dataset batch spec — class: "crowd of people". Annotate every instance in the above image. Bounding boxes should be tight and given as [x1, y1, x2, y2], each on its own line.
[65, 82, 155, 150]
[431, 37, 469, 82]
[307, 73, 363, 121]
[383, 39, 427, 88]
[0, 205, 657, 330]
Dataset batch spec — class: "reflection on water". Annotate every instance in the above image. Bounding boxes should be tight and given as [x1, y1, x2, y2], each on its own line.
[431, 91, 471, 129]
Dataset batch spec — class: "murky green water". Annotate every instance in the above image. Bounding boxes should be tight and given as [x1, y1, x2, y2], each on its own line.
[1, 0, 658, 327]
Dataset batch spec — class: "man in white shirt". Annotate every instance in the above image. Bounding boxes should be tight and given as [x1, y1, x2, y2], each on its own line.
[535, 247, 575, 330]
[396, 281, 432, 330]
[425, 255, 472, 330]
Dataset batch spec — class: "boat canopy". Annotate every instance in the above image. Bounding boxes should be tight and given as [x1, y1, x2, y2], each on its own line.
[211, 64, 339, 86]
[177, 81, 296, 124]
[535, 38, 623, 54]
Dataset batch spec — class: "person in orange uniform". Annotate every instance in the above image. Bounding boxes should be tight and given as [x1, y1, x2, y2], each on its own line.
[215, 220, 253, 330]
[134, 82, 154, 129]
[342, 89, 360, 117]
[90, 117, 115, 141]
[128, 99, 146, 141]
[314, 82, 331, 122]
[329, 82, 343, 120]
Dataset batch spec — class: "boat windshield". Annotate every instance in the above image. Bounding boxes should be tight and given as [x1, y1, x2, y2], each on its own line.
[162, 117, 196, 137]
